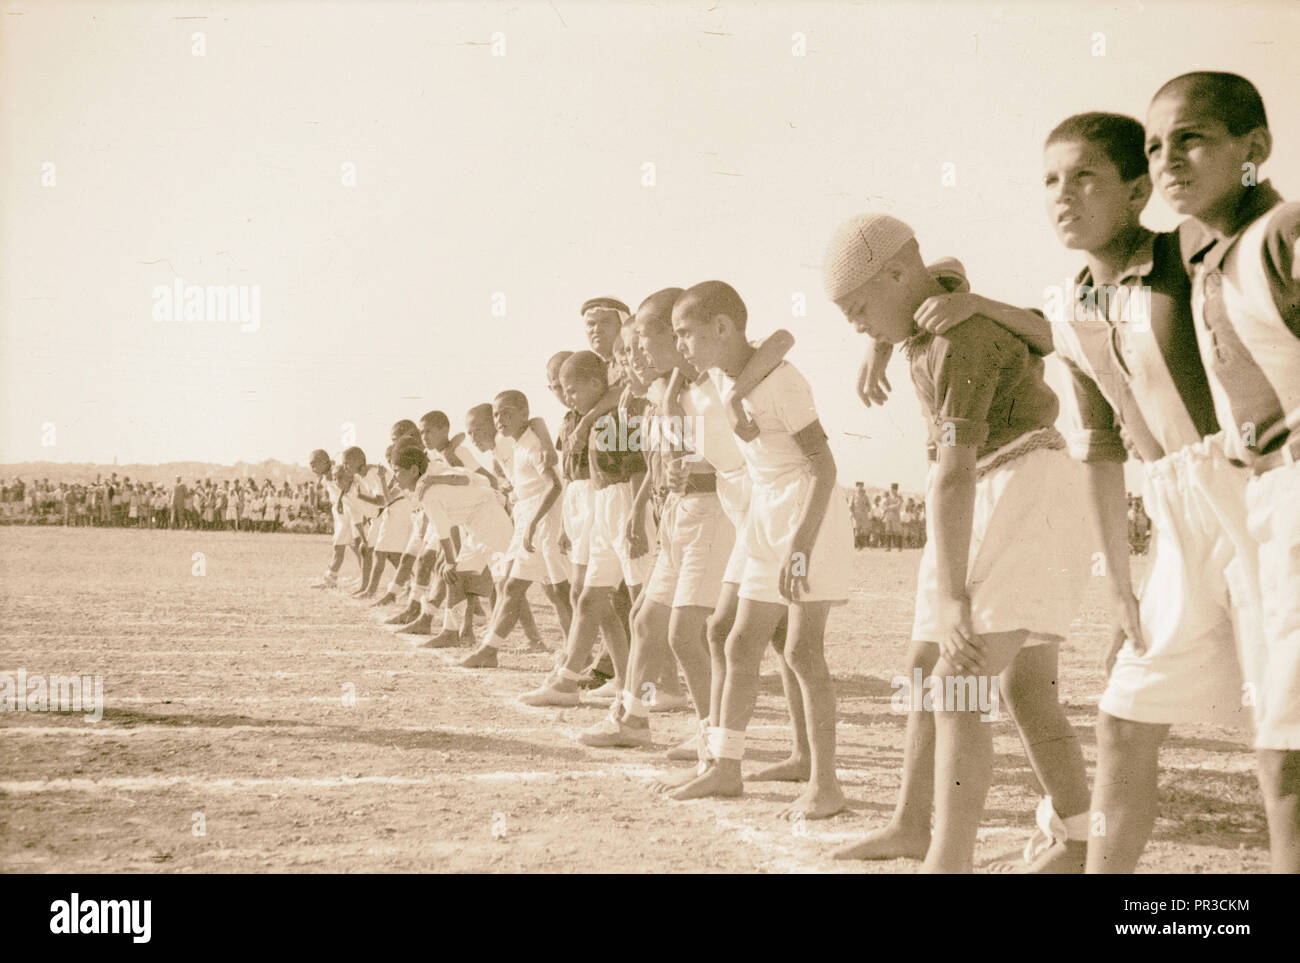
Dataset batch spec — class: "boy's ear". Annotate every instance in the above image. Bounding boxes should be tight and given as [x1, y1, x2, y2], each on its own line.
[1128, 172, 1154, 211]
[1245, 126, 1273, 168]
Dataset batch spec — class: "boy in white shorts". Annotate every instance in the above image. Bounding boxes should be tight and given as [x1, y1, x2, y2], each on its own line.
[394, 445, 513, 648]
[340, 447, 386, 598]
[581, 289, 795, 752]
[459, 390, 572, 669]
[518, 352, 653, 705]
[308, 449, 351, 589]
[825, 214, 1093, 871]
[361, 441, 416, 599]
[1147, 72, 1300, 872]
[462, 403, 547, 648]
[669, 281, 855, 821]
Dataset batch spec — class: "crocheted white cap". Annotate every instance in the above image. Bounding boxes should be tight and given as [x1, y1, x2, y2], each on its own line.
[823, 213, 916, 302]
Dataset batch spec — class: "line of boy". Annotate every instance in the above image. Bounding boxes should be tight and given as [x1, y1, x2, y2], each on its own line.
[516, 298, 789, 753]
[823, 69, 1299, 873]
[517, 303, 685, 705]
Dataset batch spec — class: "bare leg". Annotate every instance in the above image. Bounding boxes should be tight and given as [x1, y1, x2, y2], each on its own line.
[775, 602, 847, 820]
[922, 630, 1028, 874]
[999, 642, 1089, 873]
[672, 600, 785, 802]
[1086, 713, 1167, 874]
[1257, 748, 1300, 874]
[753, 614, 811, 783]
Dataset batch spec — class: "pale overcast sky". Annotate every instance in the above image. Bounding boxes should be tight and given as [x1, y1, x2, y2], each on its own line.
[3, 0, 1298, 490]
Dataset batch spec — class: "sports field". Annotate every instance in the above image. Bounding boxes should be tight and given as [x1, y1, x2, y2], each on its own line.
[0, 527, 1268, 873]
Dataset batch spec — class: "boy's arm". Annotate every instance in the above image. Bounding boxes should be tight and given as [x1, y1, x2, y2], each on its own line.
[726, 329, 796, 439]
[414, 471, 470, 500]
[1083, 459, 1143, 675]
[573, 385, 622, 442]
[527, 417, 559, 469]
[930, 441, 979, 667]
[523, 467, 563, 552]
[625, 469, 651, 558]
[857, 337, 894, 407]
[915, 293, 1055, 356]
[783, 422, 836, 601]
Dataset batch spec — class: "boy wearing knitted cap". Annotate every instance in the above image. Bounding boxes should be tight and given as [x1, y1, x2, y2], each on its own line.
[668, 281, 855, 820]
[826, 213, 1092, 872]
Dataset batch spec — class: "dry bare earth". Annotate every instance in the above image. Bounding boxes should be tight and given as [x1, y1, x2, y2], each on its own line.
[0, 527, 1267, 873]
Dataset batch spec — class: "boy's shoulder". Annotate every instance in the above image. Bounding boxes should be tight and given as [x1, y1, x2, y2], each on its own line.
[923, 312, 1026, 363]
[750, 359, 810, 398]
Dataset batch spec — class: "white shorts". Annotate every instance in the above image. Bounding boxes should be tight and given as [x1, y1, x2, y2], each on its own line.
[720, 493, 751, 586]
[562, 479, 596, 568]
[1101, 437, 1253, 727]
[645, 491, 735, 609]
[739, 472, 853, 606]
[402, 508, 427, 558]
[1243, 457, 1300, 750]
[456, 505, 514, 576]
[331, 508, 354, 546]
[505, 491, 568, 585]
[586, 482, 658, 589]
[911, 443, 1090, 644]
[373, 498, 415, 554]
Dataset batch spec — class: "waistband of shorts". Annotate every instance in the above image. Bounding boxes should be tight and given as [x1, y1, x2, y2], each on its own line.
[1142, 432, 1250, 482]
[1229, 429, 1300, 476]
[592, 475, 635, 493]
[975, 427, 1065, 481]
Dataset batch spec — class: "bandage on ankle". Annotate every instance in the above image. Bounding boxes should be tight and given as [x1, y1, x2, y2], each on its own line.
[622, 689, 650, 718]
[556, 666, 583, 683]
[706, 727, 744, 761]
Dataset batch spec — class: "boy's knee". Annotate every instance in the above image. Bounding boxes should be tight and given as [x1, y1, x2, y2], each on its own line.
[577, 588, 607, 616]
[706, 613, 733, 651]
[782, 637, 824, 675]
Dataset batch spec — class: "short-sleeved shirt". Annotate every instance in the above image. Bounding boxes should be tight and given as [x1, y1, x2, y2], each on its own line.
[557, 409, 592, 482]
[1053, 227, 1219, 463]
[1182, 181, 1300, 465]
[683, 375, 749, 517]
[589, 391, 648, 489]
[494, 426, 554, 500]
[907, 312, 1059, 459]
[711, 361, 824, 489]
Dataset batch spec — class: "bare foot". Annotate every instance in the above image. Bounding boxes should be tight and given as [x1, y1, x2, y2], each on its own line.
[370, 592, 397, 607]
[749, 755, 810, 783]
[397, 614, 433, 635]
[778, 785, 848, 821]
[457, 645, 498, 669]
[522, 637, 551, 654]
[670, 763, 742, 801]
[832, 823, 931, 861]
[417, 630, 465, 649]
[651, 765, 703, 793]
[384, 603, 420, 625]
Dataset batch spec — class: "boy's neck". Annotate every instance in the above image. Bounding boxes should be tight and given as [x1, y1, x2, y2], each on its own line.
[1084, 222, 1146, 285]
[1195, 185, 1252, 239]
[718, 339, 756, 378]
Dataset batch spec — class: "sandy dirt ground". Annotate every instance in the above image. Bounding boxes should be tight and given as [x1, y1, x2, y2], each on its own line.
[0, 526, 1267, 873]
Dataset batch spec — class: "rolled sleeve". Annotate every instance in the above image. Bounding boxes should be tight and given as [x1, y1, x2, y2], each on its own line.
[927, 336, 1001, 450]
[1260, 201, 1300, 338]
[1061, 356, 1126, 463]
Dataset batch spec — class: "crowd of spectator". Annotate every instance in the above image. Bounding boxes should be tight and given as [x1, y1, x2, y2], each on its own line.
[0, 474, 333, 533]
